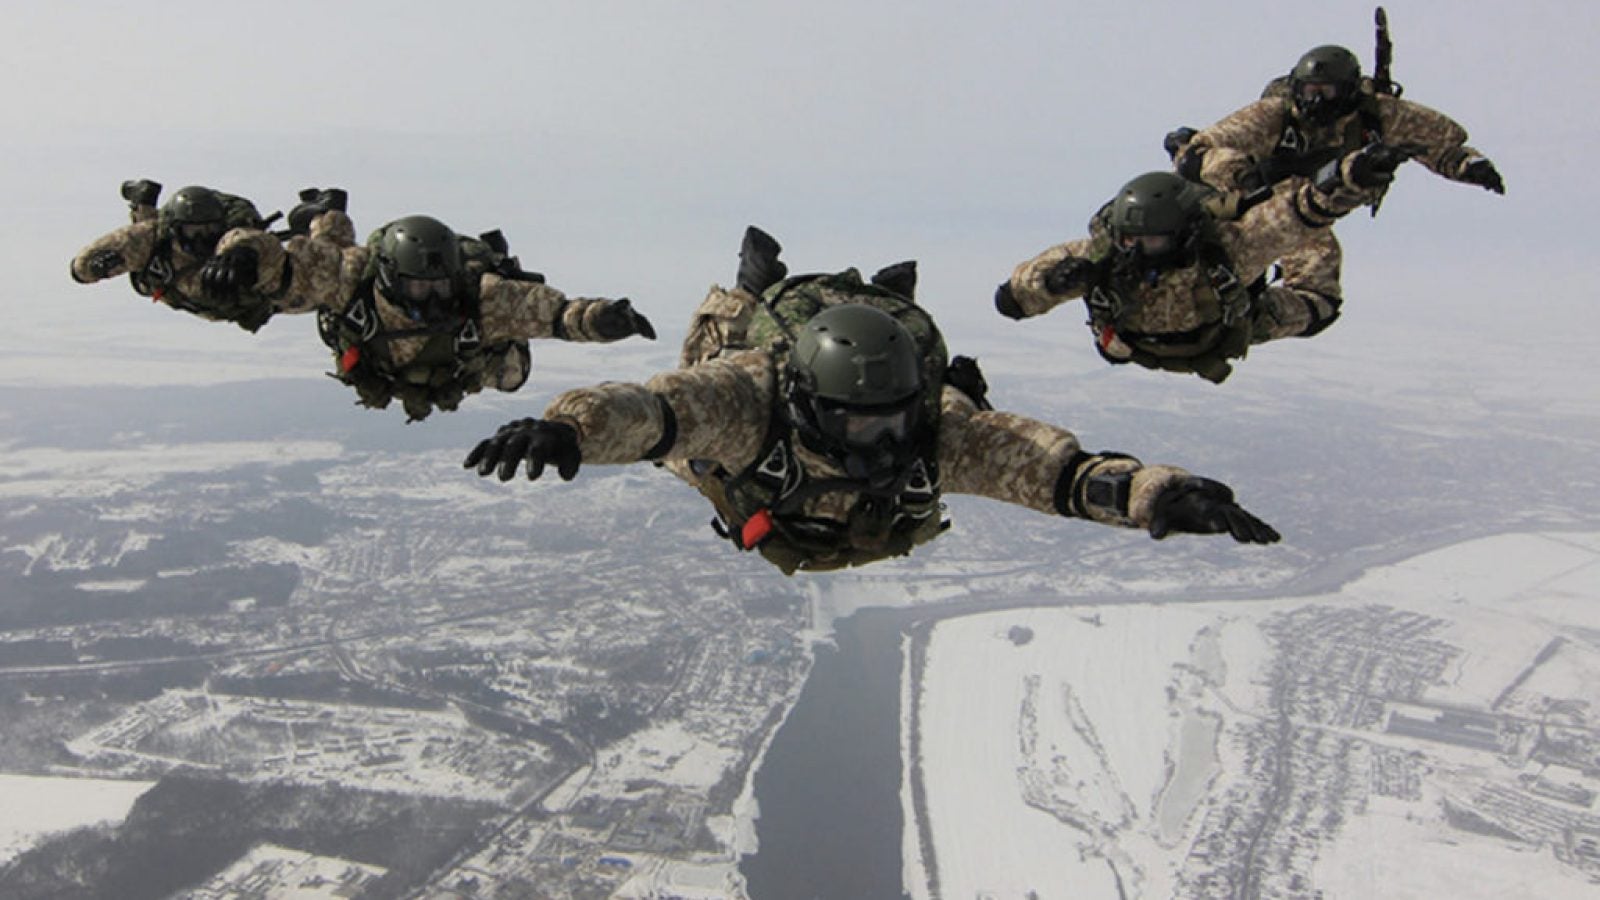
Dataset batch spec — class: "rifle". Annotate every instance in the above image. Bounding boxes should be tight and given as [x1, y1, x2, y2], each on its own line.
[1373, 7, 1403, 98]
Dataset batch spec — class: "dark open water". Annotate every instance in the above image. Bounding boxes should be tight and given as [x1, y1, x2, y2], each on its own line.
[740, 607, 914, 900]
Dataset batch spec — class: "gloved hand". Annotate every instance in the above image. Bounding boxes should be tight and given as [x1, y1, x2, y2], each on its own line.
[737, 225, 787, 295]
[199, 247, 259, 300]
[1163, 126, 1197, 161]
[1044, 257, 1093, 295]
[464, 418, 582, 482]
[85, 249, 125, 279]
[1148, 477, 1280, 544]
[1344, 141, 1421, 190]
[591, 298, 656, 340]
[1460, 157, 1505, 195]
[994, 281, 1025, 320]
[286, 187, 349, 235]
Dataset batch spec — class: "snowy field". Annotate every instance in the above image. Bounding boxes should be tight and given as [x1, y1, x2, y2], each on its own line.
[0, 773, 154, 865]
[904, 531, 1600, 899]
[177, 842, 386, 899]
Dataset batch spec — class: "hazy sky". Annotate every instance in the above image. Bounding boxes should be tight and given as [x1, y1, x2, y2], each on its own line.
[2, 0, 1595, 395]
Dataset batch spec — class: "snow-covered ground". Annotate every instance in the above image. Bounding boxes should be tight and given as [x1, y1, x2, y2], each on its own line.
[904, 531, 1600, 899]
[0, 773, 155, 864]
[176, 841, 386, 899]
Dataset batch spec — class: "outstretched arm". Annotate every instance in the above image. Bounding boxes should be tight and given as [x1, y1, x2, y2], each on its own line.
[480, 277, 656, 344]
[465, 349, 774, 479]
[1219, 145, 1404, 279]
[999, 237, 1098, 320]
[938, 388, 1277, 542]
[1186, 98, 1292, 190]
[1380, 96, 1503, 193]
[207, 211, 365, 313]
[70, 221, 159, 284]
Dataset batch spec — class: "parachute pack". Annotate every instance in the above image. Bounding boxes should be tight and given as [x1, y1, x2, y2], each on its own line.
[684, 268, 959, 574]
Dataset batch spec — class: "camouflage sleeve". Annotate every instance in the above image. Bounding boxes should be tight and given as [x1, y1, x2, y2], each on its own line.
[215, 226, 288, 296]
[1378, 95, 1480, 181]
[1197, 147, 1261, 193]
[478, 277, 633, 343]
[936, 387, 1189, 528]
[1189, 99, 1288, 184]
[1006, 237, 1097, 318]
[1218, 177, 1369, 279]
[478, 275, 569, 341]
[215, 215, 365, 314]
[544, 349, 774, 468]
[70, 221, 158, 283]
[309, 209, 357, 246]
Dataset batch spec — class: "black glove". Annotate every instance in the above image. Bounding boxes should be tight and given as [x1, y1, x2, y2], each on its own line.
[120, 179, 161, 208]
[464, 418, 582, 482]
[199, 247, 259, 300]
[85, 249, 125, 279]
[1163, 126, 1197, 161]
[737, 225, 787, 295]
[1460, 157, 1505, 195]
[1343, 141, 1421, 190]
[591, 298, 656, 340]
[1148, 477, 1280, 544]
[1043, 257, 1092, 295]
[994, 281, 1025, 320]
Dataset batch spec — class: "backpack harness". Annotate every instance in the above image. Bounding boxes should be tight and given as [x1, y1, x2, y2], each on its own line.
[319, 231, 543, 420]
[132, 193, 281, 333]
[689, 270, 962, 574]
[1081, 211, 1260, 383]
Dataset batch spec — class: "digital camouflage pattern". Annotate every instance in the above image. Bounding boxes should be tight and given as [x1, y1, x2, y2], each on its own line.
[1007, 172, 1371, 380]
[1185, 88, 1487, 197]
[233, 211, 635, 348]
[72, 219, 167, 286]
[679, 284, 755, 369]
[542, 284, 1192, 574]
[1256, 227, 1342, 340]
[72, 187, 281, 331]
[71, 219, 274, 330]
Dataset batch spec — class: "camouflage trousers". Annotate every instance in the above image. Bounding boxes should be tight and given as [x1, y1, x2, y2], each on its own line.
[1251, 227, 1345, 342]
[679, 285, 757, 369]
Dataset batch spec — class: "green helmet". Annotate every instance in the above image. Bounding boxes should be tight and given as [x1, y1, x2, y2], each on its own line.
[1108, 172, 1202, 270]
[786, 303, 925, 476]
[1289, 45, 1363, 124]
[374, 215, 464, 324]
[162, 186, 228, 256]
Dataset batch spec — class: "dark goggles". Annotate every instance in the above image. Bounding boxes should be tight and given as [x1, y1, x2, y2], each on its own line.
[395, 275, 454, 305]
[813, 396, 918, 448]
[1297, 81, 1342, 102]
[174, 221, 225, 251]
[1118, 233, 1175, 256]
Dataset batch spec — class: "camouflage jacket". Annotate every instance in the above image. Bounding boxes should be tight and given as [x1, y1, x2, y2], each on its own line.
[71, 219, 271, 329]
[220, 211, 635, 363]
[542, 346, 1190, 564]
[1186, 87, 1486, 193]
[72, 190, 282, 332]
[1007, 173, 1371, 349]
